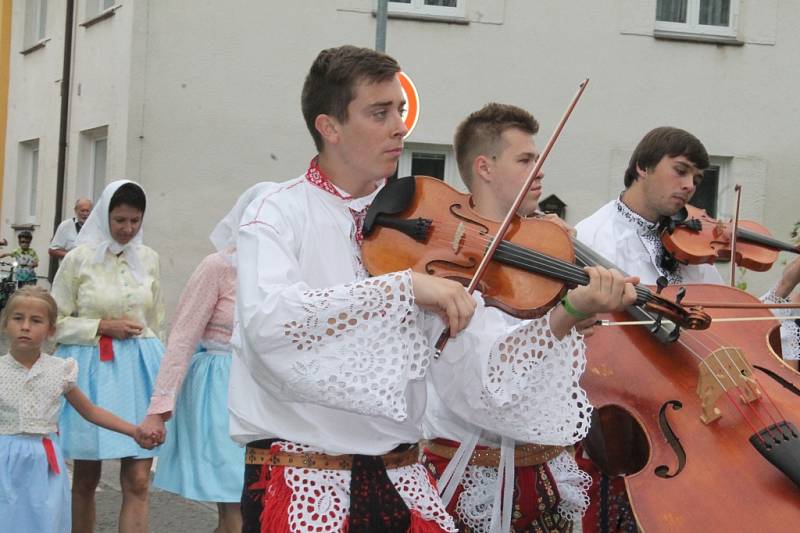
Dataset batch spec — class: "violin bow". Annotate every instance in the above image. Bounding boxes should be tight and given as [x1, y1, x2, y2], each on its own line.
[730, 184, 743, 287]
[434, 79, 590, 355]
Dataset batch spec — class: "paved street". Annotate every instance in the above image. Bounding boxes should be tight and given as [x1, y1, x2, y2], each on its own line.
[67, 459, 218, 532]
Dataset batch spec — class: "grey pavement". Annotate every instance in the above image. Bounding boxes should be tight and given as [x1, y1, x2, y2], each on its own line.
[66, 459, 219, 532]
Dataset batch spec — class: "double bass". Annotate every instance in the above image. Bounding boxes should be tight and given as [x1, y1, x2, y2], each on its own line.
[574, 244, 800, 531]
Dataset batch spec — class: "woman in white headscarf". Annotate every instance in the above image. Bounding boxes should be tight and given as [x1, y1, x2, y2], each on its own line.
[51, 180, 164, 533]
[136, 182, 276, 533]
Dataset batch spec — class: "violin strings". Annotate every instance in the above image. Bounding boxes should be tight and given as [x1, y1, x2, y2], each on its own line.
[420, 221, 656, 299]
[677, 328, 787, 441]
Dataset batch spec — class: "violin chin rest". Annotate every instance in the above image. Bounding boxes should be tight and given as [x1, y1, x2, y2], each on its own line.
[749, 420, 800, 488]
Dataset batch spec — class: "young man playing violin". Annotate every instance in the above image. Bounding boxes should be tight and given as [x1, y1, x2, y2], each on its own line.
[574, 126, 800, 532]
[421, 102, 639, 533]
[226, 45, 486, 533]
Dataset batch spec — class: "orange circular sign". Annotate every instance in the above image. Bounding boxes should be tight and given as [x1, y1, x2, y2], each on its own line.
[397, 72, 420, 138]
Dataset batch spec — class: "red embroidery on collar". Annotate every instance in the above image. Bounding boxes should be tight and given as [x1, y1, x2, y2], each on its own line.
[305, 157, 353, 200]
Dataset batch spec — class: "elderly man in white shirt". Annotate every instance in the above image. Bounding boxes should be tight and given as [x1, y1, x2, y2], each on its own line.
[48, 198, 92, 260]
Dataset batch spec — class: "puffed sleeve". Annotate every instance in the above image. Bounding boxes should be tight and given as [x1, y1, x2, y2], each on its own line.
[145, 250, 166, 341]
[52, 249, 102, 344]
[62, 357, 78, 393]
[429, 294, 591, 446]
[235, 197, 431, 422]
[148, 254, 222, 415]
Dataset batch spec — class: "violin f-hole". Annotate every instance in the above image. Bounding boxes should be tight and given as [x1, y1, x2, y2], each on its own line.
[654, 400, 687, 479]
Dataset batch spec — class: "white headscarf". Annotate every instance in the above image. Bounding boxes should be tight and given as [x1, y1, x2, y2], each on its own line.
[76, 179, 147, 283]
[209, 181, 280, 260]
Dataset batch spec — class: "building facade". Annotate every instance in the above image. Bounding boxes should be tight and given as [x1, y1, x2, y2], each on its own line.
[3, 0, 798, 313]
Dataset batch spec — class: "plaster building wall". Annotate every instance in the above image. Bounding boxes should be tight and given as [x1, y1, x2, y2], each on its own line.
[4, 0, 798, 316]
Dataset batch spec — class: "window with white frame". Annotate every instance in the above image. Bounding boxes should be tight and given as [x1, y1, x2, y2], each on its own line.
[77, 126, 109, 202]
[23, 0, 47, 49]
[395, 143, 462, 190]
[16, 140, 40, 224]
[91, 137, 108, 201]
[655, 0, 739, 39]
[86, 0, 116, 19]
[388, 0, 464, 18]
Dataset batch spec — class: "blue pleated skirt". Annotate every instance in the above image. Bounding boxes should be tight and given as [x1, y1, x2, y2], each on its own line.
[56, 337, 163, 460]
[0, 434, 70, 533]
[153, 350, 245, 502]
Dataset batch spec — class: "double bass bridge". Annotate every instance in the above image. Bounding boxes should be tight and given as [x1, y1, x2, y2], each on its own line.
[697, 347, 761, 424]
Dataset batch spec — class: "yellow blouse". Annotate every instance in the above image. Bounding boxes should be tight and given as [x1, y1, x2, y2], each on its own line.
[51, 244, 165, 345]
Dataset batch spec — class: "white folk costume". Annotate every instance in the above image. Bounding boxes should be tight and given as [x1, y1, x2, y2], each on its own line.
[423, 298, 592, 533]
[228, 163, 455, 533]
[52, 180, 164, 460]
[0, 354, 77, 533]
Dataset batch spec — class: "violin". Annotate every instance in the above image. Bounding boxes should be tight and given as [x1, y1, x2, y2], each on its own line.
[361, 176, 710, 331]
[661, 204, 800, 272]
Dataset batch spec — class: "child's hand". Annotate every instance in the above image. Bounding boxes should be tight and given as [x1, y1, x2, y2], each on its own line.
[134, 430, 162, 450]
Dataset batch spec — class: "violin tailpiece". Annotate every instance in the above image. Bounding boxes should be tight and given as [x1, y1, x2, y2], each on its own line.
[696, 348, 761, 425]
[749, 421, 800, 488]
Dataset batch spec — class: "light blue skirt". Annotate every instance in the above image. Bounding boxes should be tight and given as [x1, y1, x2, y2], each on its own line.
[56, 337, 163, 460]
[154, 350, 245, 502]
[0, 434, 70, 533]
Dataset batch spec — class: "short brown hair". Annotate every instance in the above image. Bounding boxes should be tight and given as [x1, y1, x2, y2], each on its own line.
[454, 103, 539, 189]
[624, 127, 709, 187]
[1, 286, 58, 328]
[301, 45, 401, 152]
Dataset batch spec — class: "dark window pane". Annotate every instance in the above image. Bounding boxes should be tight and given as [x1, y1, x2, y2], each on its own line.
[425, 0, 458, 6]
[411, 152, 446, 180]
[656, 0, 687, 23]
[689, 165, 719, 218]
[699, 0, 730, 26]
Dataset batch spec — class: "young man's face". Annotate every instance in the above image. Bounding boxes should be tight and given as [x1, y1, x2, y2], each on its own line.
[636, 155, 703, 218]
[332, 76, 408, 185]
[489, 128, 543, 217]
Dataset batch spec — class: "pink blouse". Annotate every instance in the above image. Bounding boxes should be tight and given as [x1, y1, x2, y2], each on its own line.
[147, 252, 236, 415]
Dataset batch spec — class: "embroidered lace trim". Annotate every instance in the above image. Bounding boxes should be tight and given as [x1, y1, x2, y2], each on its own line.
[283, 271, 431, 421]
[614, 199, 682, 284]
[481, 311, 592, 444]
[549, 451, 592, 522]
[278, 441, 457, 532]
[454, 465, 497, 533]
[763, 288, 800, 360]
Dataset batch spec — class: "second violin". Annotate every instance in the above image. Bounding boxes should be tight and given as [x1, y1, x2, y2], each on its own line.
[661, 204, 800, 271]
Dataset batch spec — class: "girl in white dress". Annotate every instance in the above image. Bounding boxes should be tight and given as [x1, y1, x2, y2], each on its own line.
[0, 286, 157, 533]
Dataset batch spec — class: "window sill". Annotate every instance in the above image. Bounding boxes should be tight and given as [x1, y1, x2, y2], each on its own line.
[654, 29, 743, 46]
[380, 11, 469, 25]
[10, 223, 37, 231]
[20, 38, 49, 55]
[80, 4, 121, 28]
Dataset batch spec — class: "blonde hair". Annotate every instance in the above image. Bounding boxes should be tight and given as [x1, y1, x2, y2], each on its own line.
[1, 286, 58, 328]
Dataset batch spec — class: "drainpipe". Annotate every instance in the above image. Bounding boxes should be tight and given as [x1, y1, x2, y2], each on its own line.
[49, 0, 75, 282]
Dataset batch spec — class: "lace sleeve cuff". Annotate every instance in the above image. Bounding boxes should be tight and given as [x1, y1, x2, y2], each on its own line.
[479, 310, 592, 444]
[279, 270, 430, 421]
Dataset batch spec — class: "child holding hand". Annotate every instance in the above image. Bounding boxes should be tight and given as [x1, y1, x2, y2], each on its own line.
[0, 286, 158, 532]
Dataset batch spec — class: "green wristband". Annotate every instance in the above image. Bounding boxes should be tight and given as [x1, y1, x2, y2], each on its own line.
[560, 295, 591, 321]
